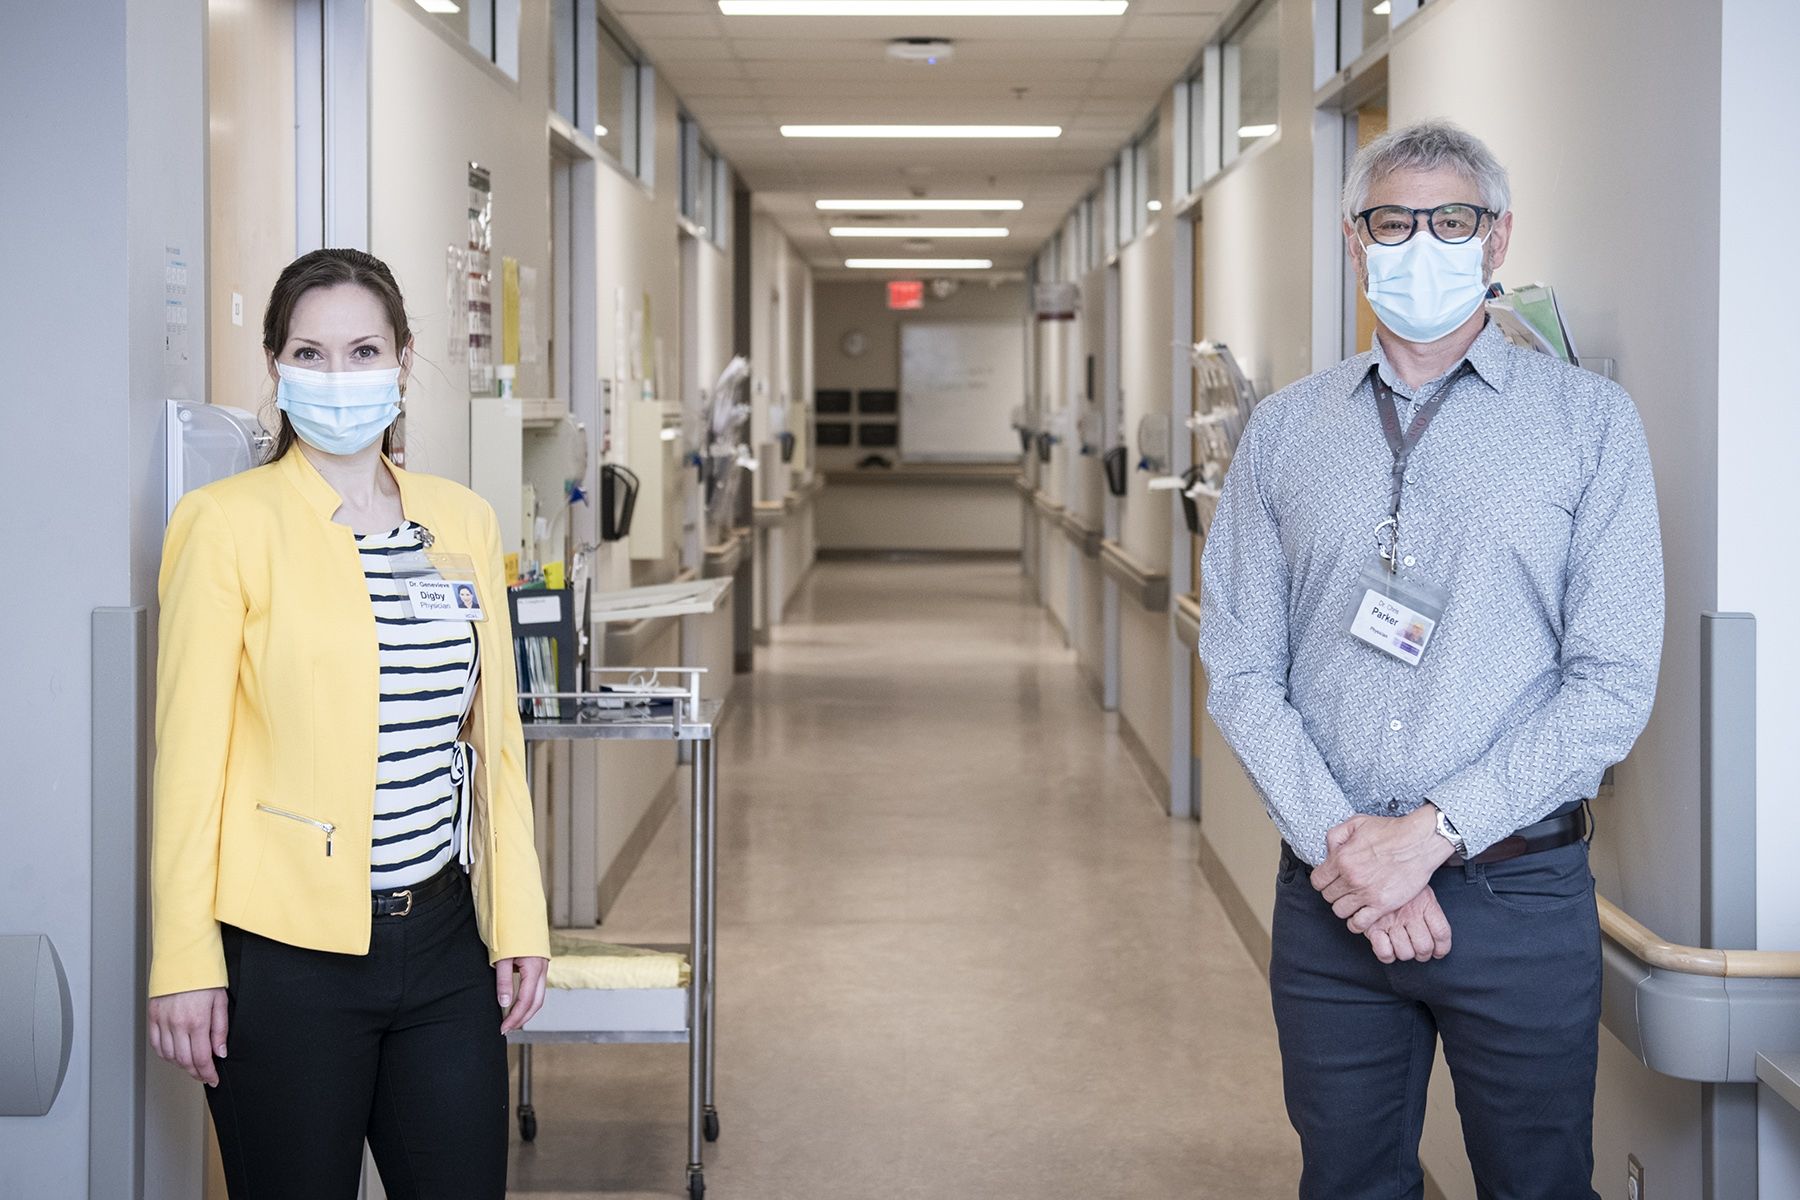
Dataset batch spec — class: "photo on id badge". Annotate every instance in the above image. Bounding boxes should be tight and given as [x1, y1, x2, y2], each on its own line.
[1344, 555, 1447, 666]
[392, 550, 485, 621]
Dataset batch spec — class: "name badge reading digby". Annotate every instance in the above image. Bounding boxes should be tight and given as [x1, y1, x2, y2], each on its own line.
[405, 576, 485, 620]
[391, 550, 486, 622]
[1344, 555, 1447, 666]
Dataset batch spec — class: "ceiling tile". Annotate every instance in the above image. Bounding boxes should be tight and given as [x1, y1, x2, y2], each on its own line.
[1117, 13, 1216, 40]
[609, 13, 724, 38]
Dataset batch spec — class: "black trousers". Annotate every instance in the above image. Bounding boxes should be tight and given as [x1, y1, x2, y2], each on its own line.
[1269, 839, 1602, 1200]
[207, 867, 508, 1199]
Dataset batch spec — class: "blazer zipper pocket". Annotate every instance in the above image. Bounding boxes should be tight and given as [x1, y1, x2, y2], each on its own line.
[255, 803, 337, 857]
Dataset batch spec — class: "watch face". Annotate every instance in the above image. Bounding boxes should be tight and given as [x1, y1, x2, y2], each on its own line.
[840, 330, 869, 358]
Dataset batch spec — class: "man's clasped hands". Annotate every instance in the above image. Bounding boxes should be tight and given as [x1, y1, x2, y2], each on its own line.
[1310, 803, 1458, 964]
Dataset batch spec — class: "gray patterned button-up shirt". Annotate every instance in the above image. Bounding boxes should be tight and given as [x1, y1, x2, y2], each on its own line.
[1198, 320, 1663, 864]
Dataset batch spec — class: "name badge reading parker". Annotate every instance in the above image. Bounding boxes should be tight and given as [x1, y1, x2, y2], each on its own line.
[1344, 556, 1447, 666]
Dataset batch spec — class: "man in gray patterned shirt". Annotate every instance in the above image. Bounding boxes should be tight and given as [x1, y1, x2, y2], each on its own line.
[1199, 120, 1662, 1198]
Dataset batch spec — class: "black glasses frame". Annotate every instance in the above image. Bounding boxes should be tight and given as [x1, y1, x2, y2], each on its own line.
[1354, 203, 1498, 246]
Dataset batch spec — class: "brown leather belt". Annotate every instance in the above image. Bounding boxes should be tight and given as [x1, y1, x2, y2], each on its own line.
[1448, 802, 1590, 867]
[372, 862, 461, 918]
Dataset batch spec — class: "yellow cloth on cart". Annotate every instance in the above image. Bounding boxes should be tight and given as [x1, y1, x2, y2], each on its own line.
[546, 930, 691, 990]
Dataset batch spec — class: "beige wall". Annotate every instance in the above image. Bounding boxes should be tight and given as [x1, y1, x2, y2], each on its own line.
[369, 0, 555, 484]
[1388, 2, 1725, 1194]
[206, 0, 295, 416]
[813, 278, 1025, 554]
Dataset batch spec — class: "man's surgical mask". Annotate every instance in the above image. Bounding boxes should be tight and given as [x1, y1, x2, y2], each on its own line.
[1362, 229, 1491, 345]
[275, 363, 402, 456]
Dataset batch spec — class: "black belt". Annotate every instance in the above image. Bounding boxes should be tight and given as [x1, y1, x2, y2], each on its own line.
[1447, 801, 1590, 867]
[372, 862, 461, 918]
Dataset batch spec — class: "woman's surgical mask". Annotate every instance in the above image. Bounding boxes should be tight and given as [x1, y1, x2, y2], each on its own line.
[1362, 229, 1491, 345]
[275, 363, 401, 456]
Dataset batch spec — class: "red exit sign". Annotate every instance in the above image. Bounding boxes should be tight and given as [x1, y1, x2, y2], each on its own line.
[887, 280, 924, 310]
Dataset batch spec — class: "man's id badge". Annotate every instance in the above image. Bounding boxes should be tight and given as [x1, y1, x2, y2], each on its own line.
[391, 551, 485, 621]
[1343, 556, 1447, 666]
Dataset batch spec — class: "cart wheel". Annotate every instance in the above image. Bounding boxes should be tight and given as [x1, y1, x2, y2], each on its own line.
[518, 1108, 538, 1142]
[688, 1170, 706, 1200]
[704, 1110, 720, 1142]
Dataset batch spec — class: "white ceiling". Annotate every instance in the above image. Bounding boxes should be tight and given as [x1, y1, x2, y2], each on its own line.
[604, 0, 1228, 279]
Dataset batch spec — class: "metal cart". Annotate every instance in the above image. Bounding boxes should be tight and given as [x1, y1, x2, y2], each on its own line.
[507, 667, 721, 1200]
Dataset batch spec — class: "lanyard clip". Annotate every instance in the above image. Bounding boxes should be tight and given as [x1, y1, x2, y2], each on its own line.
[1374, 516, 1399, 574]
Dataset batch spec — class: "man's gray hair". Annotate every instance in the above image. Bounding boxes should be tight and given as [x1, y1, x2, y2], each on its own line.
[1341, 119, 1512, 222]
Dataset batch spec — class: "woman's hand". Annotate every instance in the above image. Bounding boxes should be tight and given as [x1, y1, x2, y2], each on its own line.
[149, 988, 229, 1087]
[496, 957, 548, 1035]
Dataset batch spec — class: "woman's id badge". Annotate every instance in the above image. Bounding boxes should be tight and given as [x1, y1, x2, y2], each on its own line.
[1343, 556, 1447, 666]
[390, 551, 485, 621]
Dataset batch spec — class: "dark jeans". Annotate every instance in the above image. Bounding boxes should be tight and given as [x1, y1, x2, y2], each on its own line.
[207, 867, 508, 1200]
[1269, 838, 1601, 1200]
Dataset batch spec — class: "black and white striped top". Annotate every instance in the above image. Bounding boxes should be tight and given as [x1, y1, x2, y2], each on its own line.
[358, 521, 480, 888]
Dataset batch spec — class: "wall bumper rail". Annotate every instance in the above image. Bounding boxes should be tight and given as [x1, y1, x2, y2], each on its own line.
[1599, 896, 1800, 1083]
[1172, 593, 1201, 650]
[1098, 538, 1169, 613]
[1056, 509, 1102, 559]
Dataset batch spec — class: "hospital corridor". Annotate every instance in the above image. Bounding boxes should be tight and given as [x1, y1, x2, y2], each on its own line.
[511, 558, 1295, 1198]
[6, 1, 1800, 1198]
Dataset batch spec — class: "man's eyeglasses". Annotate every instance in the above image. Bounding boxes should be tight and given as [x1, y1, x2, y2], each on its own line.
[1355, 203, 1498, 246]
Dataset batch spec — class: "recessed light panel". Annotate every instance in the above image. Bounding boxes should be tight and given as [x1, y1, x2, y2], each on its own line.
[845, 258, 993, 269]
[830, 227, 1010, 237]
[782, 125, 1061, 139]
[722, 2, 1127, 14]
[817, 199, 1024, 211]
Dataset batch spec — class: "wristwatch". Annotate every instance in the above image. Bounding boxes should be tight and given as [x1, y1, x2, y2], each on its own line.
[1433, 805, 1468, 857]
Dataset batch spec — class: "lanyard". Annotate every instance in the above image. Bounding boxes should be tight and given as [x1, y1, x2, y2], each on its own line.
[1369, 361, 1472, 570]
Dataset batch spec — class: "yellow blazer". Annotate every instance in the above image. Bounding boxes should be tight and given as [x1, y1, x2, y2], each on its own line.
[149, 447, 551, 998]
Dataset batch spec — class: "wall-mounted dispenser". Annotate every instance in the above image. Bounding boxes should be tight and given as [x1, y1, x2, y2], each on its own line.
[1076, 407, 1101, 457]
[1103, 445, 1128, 497]
[1010, 404, 1036, 454]
[600, 463, 639, 542]
[165, 400, 272, 521]
[1035, 430, 1056, 463]
[1136, 413, 1172, 476]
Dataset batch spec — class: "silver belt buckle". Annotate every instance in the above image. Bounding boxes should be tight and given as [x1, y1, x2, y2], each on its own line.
[388, 888, 414, 918]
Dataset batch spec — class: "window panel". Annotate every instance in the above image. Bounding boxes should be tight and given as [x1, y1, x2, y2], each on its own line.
[416, 0, 518, 80]
[596, 20, 640, 174]
[1224, 0, 1279, 166]
[1136, 120, 1160, 221]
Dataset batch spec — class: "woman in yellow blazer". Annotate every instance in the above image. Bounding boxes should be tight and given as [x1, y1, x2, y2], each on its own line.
[148, 249, 551, 1199]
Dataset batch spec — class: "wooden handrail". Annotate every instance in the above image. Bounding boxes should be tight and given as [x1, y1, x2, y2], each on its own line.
[1597, 895, 1800, 979]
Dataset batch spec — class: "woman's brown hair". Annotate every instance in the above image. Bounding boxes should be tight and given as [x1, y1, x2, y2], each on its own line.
[261, 248, 412, 462]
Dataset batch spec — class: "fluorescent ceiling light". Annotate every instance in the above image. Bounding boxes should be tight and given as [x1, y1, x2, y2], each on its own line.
[818, 198, 1024, 211]
[845, 258, 993, 269]
[831, 226, 1009, 238]
[1237, 123, 1278, 138]
[1371, 1, 1392, 13]
[722, 2, 1127, 14]
[414, 0, 460, 11]
[783, 125, 1061, 139]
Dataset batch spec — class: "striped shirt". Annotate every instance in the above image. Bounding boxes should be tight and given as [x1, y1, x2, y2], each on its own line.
[358, 521, 481, 888]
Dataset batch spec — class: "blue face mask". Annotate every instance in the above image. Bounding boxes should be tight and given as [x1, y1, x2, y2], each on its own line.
[275, 363, 402, 456]
[1362, 229, 1491, 345]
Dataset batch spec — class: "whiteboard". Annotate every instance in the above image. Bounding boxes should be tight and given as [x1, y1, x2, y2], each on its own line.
[899, 321, 1026, 462]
